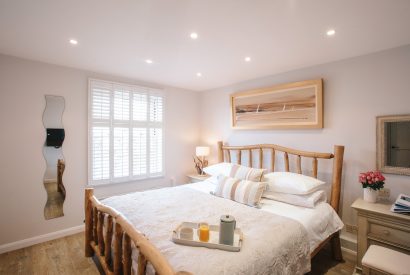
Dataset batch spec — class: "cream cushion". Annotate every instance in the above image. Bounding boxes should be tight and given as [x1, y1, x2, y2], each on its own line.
[229, 164, 265, 182]
[362, 245, 410, 275]
[214, 175, 266, 207]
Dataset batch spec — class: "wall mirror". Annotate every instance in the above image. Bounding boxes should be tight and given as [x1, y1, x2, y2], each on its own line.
[42, 95, 66, 219]
[377, 114, 410, 176]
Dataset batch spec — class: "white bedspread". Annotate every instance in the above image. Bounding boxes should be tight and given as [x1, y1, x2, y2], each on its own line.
[102, 184, 311, 275]
[188, 180, 344, 253]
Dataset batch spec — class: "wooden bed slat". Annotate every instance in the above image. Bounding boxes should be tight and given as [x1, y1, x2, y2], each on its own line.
[93, 207, 98, 243]
[284, 152, 290, 172]
[312, 158, 318, 178]
[105, 215, 113, 270]
[296, 155, 302, 174]
[248, 149, 252, 167]
[237, 150, 241, 165]
[137, 252, 147, 275]
[259, 148, 263, 169]
[98, 211, 105, 256]
[123, 233, 132, 275]
[114, 223, 123, 275]
[271, 149, 275, 172]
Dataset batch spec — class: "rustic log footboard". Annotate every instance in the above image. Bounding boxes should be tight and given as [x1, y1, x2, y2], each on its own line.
[84, 188, 191, 275]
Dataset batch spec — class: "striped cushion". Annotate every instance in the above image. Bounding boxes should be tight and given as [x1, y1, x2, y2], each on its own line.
[215, 175, 266, 207]
[229, 164, 265, 182]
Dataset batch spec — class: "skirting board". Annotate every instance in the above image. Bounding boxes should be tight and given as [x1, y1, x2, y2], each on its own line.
[0, 224, 84, 254]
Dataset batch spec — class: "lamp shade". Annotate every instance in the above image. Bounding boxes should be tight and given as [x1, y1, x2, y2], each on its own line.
[196, 146, 210, 157]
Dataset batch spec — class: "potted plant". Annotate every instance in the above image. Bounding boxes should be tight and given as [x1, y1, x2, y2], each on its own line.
[359, 171, 385, 203]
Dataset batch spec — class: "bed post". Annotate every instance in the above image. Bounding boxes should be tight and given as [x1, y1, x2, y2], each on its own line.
[85, 188, 94, 257]
[330, 145, 344, 261]
[217, 141, 224, 163]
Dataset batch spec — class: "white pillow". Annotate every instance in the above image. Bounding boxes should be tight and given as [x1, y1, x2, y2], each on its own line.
[264, 172, 325, 195]
[262, 190, 327, 208]
[203, 162, 233, 177]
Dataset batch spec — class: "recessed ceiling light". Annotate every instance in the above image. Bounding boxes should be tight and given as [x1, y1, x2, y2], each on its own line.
[69, 39, 78, 45]
[326, 29, 336, 36]
[244, 57, 251, 62]
[190, 32, 198, 40]
[196, 72, 202, 77]
[145, 59, 153, 64]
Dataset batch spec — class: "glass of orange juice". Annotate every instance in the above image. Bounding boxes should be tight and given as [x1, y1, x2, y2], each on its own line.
[198, 222, 210, 242]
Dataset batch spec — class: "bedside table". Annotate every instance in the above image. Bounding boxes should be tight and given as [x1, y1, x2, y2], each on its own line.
[352, 198, 410, 271]
[186, 174, 210, 183]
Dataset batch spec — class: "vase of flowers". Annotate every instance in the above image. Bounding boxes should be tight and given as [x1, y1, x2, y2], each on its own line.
[359, 171, 385, 203]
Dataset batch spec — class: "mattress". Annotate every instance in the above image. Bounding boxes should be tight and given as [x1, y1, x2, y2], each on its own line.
[187, 179, 344, 253]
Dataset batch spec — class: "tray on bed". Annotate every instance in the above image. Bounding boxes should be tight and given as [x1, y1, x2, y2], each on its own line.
[172, 222, 243, 252]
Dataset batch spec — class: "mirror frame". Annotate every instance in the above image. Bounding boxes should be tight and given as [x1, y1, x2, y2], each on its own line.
[376, 114, 410, 176]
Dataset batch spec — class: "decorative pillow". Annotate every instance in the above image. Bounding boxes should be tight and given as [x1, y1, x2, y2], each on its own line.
[203, 162, 233, 177]
[263, 172, 325, 195]
[229, 164, 265, 182]
[214, 175, 266, 207]
[262, 190, 327, 208]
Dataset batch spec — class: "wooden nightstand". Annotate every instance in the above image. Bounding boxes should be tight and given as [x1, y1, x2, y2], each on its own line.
[186, 174, 210, 183]
[352, 198, 410, 272]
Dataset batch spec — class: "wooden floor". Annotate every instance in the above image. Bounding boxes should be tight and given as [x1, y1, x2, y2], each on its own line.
[0, 233, 356, 275]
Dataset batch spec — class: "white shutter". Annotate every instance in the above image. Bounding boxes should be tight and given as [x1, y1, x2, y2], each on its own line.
[133, 92, 147, 121]
[113, 127, 129, 178]
[92, 88, 110, 120]
[132, 128, 147, 176]
[149, 128, 163, 174]
[89, 79, 164, 185]
[91, 126, 110, 180]
[113, 89, 130, 121]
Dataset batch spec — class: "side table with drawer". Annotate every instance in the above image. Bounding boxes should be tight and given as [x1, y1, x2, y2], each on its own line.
[351, 198, 410, 271]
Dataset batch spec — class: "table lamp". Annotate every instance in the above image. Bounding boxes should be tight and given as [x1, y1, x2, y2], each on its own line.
[194, 146, 210, 175]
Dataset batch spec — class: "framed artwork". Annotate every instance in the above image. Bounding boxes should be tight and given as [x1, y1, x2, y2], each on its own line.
[230, 79, 323, 129]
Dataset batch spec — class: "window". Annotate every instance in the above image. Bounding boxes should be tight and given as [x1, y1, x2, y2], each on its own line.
[88, 79, 164, 185]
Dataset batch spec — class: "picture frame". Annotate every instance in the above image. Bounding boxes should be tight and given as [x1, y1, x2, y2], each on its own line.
[230, 79, 323, 129]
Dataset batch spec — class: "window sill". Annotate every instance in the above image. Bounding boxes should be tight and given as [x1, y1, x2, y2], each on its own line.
[88, 175, 165, 188]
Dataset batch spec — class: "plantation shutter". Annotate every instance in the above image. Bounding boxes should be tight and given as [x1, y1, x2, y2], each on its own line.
[89, 79, 164, 185]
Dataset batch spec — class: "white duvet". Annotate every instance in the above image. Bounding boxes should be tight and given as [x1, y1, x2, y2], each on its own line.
[188, 180, 344, 253]
[102, 183, 312, 275]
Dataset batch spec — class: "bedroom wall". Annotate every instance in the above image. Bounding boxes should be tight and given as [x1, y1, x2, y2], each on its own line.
[0, 54, 200, 247]
[198, 45, 410, 242]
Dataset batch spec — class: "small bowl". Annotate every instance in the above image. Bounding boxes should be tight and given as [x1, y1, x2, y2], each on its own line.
[179, 227, 194, 240]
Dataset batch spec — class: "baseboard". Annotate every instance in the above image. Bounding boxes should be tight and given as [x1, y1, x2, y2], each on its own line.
[0, 224, 84, 254]
[340, 233, 357, 253]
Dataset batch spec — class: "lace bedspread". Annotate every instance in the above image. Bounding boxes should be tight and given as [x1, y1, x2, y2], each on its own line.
[102, 185, 310, 275]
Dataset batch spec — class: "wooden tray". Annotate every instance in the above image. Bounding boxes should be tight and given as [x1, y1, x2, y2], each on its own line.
[172, 222, 243, 252]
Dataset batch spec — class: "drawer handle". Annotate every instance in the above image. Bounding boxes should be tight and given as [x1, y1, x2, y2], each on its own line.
[382, 229, 390, 236]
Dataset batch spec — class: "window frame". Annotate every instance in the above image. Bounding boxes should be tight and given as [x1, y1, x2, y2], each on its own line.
[87, 78, 165, 186]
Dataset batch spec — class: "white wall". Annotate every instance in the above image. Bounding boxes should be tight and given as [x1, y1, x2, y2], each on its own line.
[199, 45, 410, 239]
[0, 54, 200, 246]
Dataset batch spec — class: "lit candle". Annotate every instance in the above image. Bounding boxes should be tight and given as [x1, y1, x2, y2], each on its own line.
[198, 223, 210, 242]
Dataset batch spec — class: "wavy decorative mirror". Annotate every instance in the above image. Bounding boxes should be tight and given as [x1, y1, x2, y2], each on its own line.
[42, 95, 66, 219]
[377, 114, 410, 176]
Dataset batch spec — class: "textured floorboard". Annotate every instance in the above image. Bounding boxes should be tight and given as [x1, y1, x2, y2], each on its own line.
[0, 232, 355, 274]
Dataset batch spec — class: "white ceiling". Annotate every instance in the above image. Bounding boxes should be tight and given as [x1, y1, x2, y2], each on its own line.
[1, 0, 410, 91]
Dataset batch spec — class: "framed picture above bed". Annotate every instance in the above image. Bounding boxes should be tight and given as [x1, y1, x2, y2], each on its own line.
[230, 79, 323, 129]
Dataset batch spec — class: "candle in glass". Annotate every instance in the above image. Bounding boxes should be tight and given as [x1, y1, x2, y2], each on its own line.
[198, 223, 210, 242]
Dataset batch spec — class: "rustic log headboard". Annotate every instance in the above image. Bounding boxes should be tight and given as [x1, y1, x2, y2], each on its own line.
[216, 141, 345, 214]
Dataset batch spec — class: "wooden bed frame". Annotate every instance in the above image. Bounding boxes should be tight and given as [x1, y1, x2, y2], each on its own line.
[84, 141, 344, 275]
